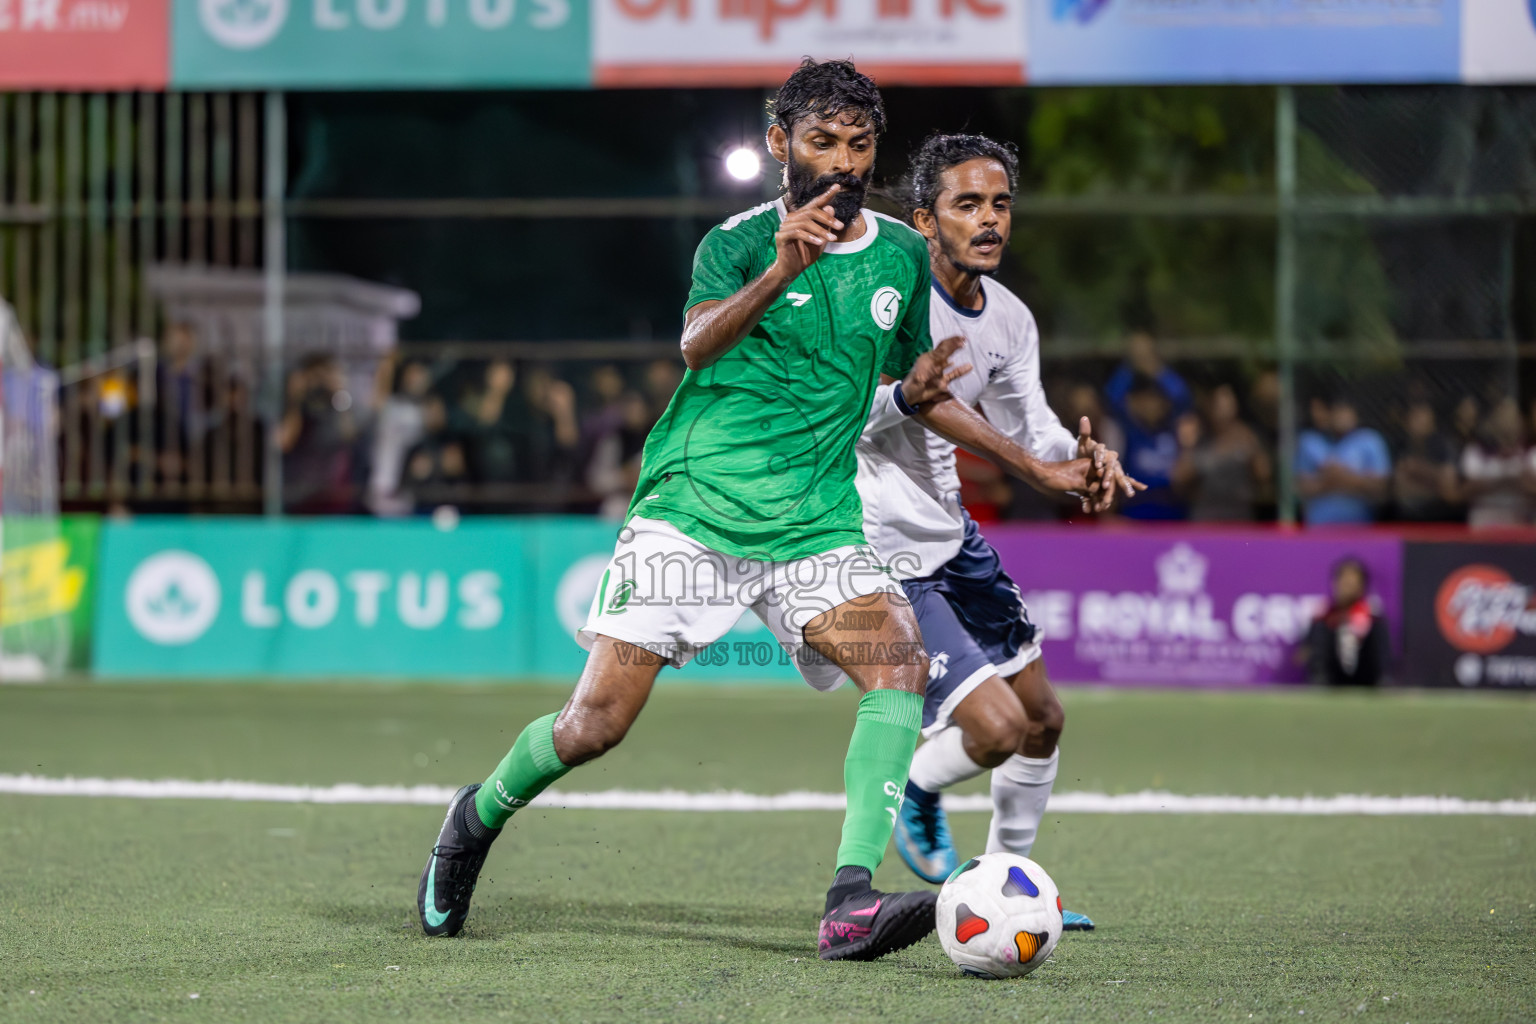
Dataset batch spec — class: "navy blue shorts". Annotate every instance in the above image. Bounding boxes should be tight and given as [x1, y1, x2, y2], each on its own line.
[900, 515, 1041, 736]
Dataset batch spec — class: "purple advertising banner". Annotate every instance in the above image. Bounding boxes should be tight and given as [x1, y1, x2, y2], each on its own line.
[988, 527, 1403, 685]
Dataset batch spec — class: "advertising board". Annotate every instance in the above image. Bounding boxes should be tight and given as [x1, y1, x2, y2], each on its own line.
[94, 517, 806, 682]
[96, 517, 1418, 685]
[593, 0, 1026, 86]
[0, 0, 168, 88]
[16, 0, 1536, 90]
[1027, 0, 1461, 85]
[1461, 0, 1536, 82]
[0, 514, 100, 672]
[1401, 540, 1536, 689]
[988, 527, 1403, 685]
[171, 0, 590, 87]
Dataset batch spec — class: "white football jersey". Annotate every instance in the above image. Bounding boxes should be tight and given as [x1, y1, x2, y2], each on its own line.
[857, 276, 1077, 579]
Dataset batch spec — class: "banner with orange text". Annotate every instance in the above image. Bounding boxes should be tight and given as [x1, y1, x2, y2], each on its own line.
[592, 0, 1026, 86]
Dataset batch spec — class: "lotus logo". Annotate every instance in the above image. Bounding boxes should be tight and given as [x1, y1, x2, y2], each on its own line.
[200, 0, 288, 49]
[1052, 0, 1111, 23]
[125, 551, 222, 645]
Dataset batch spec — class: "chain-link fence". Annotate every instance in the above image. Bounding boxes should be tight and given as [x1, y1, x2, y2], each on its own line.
[0, 85, 1531, 524]
[1283, 86, 1535, 527]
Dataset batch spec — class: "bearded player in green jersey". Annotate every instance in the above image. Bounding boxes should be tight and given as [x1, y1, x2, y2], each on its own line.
[416, 58, 1093, 961]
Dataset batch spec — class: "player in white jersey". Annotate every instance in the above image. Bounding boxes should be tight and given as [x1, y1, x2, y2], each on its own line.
[857, 134, 1143, 929]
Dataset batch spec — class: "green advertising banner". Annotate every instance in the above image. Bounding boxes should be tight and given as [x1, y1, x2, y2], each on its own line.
[94, 516, 803, 682]
[172, 0, 590, 88]
[1, 514, 101, 672]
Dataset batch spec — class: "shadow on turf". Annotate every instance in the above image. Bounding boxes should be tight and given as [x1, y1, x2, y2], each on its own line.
[309, 895, 813, 953]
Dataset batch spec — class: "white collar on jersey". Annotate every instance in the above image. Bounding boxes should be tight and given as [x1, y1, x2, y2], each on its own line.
[931, 274, 989, 320]
[772, 197, 879, 255]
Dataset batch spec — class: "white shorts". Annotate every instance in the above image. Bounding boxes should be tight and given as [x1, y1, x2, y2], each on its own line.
[578, 517, 903, 691]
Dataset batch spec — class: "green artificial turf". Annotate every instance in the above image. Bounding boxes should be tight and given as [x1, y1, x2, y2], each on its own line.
[1, 683, 1532, 1023]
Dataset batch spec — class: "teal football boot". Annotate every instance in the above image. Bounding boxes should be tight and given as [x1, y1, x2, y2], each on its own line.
[893, 782, 957, 884]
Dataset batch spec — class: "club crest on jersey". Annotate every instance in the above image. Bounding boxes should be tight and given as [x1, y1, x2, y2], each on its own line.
[870, 287, 901, 330]
[607, 578, 636, 615]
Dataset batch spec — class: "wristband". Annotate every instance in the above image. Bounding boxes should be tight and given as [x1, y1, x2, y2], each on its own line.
[892, 380, 920, 417]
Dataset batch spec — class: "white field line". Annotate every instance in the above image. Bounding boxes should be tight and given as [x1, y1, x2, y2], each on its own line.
[0, 774, 1532, 816]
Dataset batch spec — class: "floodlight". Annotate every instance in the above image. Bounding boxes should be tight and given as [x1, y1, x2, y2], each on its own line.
[725, 148, 761, 181]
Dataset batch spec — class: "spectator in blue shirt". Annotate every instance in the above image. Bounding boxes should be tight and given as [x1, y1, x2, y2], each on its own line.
[1297, 394, 1391, 525]
[1106, 331, 1191, 520]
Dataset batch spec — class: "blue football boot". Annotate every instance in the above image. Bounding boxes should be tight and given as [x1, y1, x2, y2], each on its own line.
[893, 782, 957, 884]
[1061, 908, 1096, 931]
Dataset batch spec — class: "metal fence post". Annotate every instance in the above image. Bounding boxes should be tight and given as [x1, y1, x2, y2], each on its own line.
[263, 91, 286, 518]
[1274, 85, 1298, 526]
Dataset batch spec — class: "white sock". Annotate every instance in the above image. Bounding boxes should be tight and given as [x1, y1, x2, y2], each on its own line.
[907, 726, 988, 793]
[985, 749, 1059, 857]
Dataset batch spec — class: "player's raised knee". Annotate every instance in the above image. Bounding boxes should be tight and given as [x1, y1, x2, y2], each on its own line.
[899, 646, 931, 697]
[552, 705, 633, 765]
[1022, 691, 1064, 750]
[972, 697, 1029, 761]
[859, 645, 928, 696]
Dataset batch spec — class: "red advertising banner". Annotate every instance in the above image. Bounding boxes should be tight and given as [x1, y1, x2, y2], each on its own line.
[593, 0, 1026, 87]
[0, 0, 168, 88]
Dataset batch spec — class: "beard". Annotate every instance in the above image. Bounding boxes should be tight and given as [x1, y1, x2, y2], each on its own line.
[786, 155, 868, 226]
[939, 227, 1005, 278]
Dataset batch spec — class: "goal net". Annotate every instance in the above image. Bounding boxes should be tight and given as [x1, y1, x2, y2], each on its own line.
[0, 299, 67, 680]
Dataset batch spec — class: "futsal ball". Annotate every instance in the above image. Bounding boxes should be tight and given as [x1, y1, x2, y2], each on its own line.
[936, 853, 1063, 979]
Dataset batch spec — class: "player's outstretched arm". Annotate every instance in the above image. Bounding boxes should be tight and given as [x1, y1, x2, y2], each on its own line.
[680, 185, 844, 372]
[914, 397, 1100, 506]
[866, 337, 972, 434]
[900, 335, 971, 407]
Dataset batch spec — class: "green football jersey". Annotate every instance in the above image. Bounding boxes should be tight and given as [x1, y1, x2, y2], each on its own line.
[625, 198, 932, 561]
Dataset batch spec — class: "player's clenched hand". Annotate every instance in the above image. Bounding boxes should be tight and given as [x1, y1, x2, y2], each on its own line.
[1037, 457, 1096, 500]
[901, 335, 972, 408]
[772, 184, 843, 281]
[1077, 415, 1146, 512]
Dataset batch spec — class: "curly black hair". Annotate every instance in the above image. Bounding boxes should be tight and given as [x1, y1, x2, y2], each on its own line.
[768, 57, 886, 139]
[906, 133, 1019, 217]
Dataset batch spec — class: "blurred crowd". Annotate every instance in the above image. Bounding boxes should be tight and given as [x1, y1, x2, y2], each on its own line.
[279, 350, 682, 517]
[968, 331, 1536, 529]
[127, 321, 1536, 529]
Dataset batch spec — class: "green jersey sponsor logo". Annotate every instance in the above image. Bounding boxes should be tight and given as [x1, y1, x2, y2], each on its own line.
[870, 286, 902, 329]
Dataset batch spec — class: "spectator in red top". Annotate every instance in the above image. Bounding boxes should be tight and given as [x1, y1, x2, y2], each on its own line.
[1302, 558, 1389, 687]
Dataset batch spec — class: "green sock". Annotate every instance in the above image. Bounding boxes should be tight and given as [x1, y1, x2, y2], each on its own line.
[835, 688, 923, 874]
[474, 713, 572, 830]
